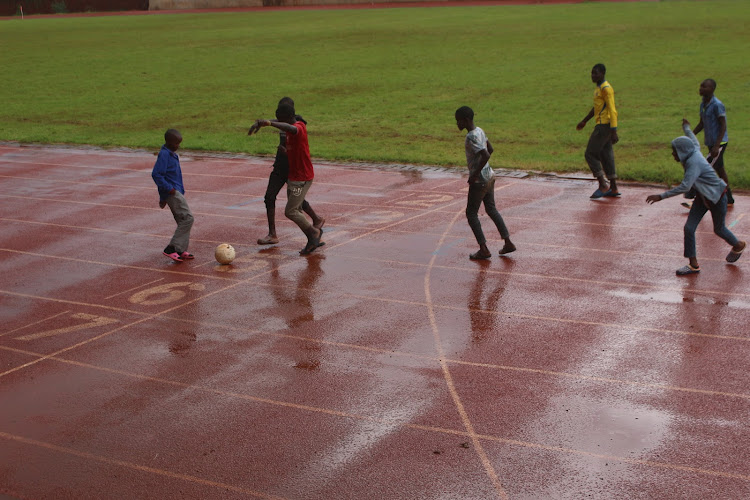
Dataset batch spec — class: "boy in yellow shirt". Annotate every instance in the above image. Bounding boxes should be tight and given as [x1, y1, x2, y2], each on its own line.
[577, 63, 620, 198]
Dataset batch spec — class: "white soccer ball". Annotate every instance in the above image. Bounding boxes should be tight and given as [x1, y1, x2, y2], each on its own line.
[214, 243, 236, 265]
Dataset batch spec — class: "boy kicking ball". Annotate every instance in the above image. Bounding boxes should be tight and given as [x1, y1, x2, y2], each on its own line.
[455, 106, 515, 260]
[646, 119, 745, 275]
[249, 103, 324, 255]
[257, 97, 325, 245]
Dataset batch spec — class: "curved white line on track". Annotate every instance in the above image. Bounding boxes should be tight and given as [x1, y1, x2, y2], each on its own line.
[423, 205, 509, 499]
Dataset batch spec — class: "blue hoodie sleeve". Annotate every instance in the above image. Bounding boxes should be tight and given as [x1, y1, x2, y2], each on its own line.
[151, 149, 173, 193]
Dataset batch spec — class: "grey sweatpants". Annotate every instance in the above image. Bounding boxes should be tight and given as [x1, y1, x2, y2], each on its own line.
[285, 180, 313, 231]
[166, 191, 194, 253]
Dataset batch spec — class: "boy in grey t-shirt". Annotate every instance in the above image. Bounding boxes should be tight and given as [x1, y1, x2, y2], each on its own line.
[455, 106, 515, 260]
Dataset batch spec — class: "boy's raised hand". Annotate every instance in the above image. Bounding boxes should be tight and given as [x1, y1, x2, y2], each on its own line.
[247, 120, 261, 135]
[248, 120, 270, 136]
[682, 118, 691, 127]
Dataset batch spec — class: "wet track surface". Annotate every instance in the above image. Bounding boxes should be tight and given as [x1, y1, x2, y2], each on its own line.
[1, 144, 749, 498]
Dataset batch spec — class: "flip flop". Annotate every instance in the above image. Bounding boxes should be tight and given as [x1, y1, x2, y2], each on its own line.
[676, 265, 700, 276]
[726, 242, 746, 263]
[603, 190, 621, 197]
[469, 251, 491, 260]
[300, 241, 325, 255]
[180, 252, 194, 260]
[681, 202, 692, 209]
[499, 242, 516, 255]
[163, 251, 183, 262]
[300, 228, 324, 255]
[590, 188, 606, 199]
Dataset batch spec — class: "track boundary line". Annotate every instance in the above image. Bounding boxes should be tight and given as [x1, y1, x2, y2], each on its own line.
[423, 199, 510, 498]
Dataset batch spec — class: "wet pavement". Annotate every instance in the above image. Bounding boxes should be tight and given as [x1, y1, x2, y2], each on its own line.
[1, 144, 748, 499]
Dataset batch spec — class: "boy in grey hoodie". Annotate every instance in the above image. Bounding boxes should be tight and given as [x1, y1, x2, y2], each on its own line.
[646, 119, 746, 275]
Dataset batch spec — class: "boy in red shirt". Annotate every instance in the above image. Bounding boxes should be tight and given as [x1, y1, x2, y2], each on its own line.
[257, 96, 324, 245]
[248, 103, 324, 255]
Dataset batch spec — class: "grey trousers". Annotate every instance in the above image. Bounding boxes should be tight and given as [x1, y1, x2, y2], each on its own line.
[166, 191, 194, 253]
[585, 124, 617, 180]
[285, 180, 313, 231]
[466, 178, 510, 245]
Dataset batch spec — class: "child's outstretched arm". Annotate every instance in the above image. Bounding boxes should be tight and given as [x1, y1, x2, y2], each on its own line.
[648, 167, 699, 204]
[681, 119, 701, 151]
[249, 120, 298, 136]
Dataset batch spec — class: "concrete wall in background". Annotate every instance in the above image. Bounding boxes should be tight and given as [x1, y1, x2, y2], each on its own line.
[2, 1, 147, 16]
[148, 0, 436, 10]
[149, 0, 261, 9]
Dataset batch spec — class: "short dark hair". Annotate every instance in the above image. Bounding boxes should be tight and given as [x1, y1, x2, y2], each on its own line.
[278, 96, 294, 107]
[592, 63, 606, 74]
[455, 106, 474, 120]
[703, 78, 717, 90]
[276, 103, 295, 120]
[165, 128, 181, 142]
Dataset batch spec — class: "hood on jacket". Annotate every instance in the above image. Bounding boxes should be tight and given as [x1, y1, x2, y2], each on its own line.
[671, 136, 697, 163]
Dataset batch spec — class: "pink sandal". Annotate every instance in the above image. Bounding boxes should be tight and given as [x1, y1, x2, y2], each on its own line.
[180, 252, 194, 260]
[163, 251, 183, 262]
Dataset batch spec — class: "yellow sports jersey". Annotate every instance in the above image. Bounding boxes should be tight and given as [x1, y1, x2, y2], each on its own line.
[593, 80, 618, 129]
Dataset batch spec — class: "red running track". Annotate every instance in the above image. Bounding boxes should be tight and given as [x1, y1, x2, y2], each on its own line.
[0, 144, 749, 498]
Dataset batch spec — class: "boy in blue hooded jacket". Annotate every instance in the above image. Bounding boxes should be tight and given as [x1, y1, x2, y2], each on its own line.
[646, 119, 745, 275]
[151, 129, 194, 262]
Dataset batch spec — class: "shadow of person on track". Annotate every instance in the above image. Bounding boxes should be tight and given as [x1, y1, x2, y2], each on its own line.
[468, 257, 516, 344]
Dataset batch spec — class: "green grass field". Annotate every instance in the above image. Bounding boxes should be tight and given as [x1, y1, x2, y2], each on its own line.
[1, 0, 749, 187]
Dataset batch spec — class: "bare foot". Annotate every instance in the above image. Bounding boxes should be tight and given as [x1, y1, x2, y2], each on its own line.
[257, 235, 279, 245]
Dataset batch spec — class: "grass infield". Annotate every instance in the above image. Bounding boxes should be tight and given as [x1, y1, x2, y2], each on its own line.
[1, 0, 748, 188]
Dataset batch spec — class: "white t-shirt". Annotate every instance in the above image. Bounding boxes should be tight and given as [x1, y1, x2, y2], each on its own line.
[465, 127, 494, 185]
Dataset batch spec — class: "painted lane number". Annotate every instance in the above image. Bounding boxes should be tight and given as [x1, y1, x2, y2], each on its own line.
[128, 282, 206, 306]
[16, 313, 119, 341]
